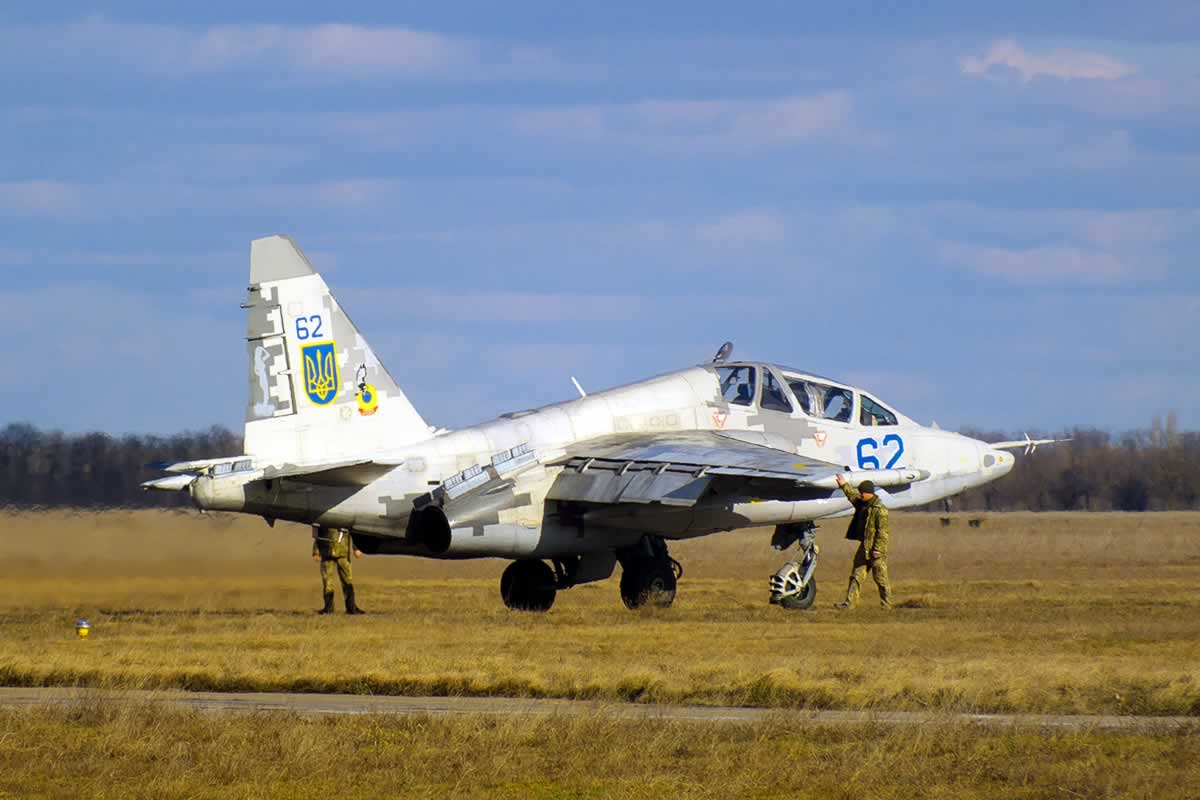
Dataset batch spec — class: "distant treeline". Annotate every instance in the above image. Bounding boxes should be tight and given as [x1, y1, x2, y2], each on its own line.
[951, 426, 1200, 512]
[0, 423, 241, 509]
[1, 422, 1197, 511]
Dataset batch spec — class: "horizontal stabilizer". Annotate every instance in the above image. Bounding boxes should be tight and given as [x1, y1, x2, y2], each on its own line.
[261, 458, 404, 487]
[152, 456, 249, 475]
[141, 475, 196, 492]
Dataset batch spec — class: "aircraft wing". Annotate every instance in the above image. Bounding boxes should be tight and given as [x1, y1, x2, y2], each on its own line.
[548, 432, 927, 507]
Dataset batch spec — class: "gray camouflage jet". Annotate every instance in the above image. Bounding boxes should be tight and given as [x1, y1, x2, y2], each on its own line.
[146, 235, 1060, 611]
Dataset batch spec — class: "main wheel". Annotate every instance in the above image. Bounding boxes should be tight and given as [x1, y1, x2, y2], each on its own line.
[620, 560, 677, 609]
[500, 560, 557, 612]
[779, 577, 817, 610]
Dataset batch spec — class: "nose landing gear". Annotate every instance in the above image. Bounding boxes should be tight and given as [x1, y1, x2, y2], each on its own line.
[769, 522, 819, 610]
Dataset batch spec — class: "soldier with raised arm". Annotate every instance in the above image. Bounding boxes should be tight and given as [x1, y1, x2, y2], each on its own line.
[312, 526, 365, 615]
[834, 475, 892, 610]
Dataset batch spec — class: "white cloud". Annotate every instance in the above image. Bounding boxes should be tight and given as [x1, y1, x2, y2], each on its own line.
[341, 287, 657, 324]
[2, 18, 474, 79]
[937, 242, 1141, 285]
[309, 180, 398, 208]
[1071, 210, 1176, 249]
[509, 92, 855, 154]
[0, 284, 242, 431]
[919, 204, 1193, 249]
[960, 39, 1137, 83]
[0, 248, 240, 271]
[697, 209, 788, 244]
[0, 181, 81, 215]
[272, 24, 471, 76]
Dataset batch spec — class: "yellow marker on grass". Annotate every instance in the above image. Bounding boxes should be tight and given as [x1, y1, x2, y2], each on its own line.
[75, 619, 90, 639]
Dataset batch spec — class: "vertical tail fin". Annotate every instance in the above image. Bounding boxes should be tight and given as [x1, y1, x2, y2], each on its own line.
[243, 235, 431, 462]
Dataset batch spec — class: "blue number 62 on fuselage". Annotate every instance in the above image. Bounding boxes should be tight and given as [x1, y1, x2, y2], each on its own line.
[856, 434, 905, 470]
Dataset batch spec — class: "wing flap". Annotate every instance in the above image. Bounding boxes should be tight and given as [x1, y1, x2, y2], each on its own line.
[547, 463, 712, 507]
[549, 432, 841, 507]
[550, 431, 932, 507]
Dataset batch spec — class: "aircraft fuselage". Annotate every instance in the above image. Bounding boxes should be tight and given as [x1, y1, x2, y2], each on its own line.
[192, 361, 1013, 559]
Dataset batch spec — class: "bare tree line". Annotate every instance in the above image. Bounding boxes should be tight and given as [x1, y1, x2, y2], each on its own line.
[952, 427, 1200, 511]
[1, 422, 1197, 511]
[0, 423, 240, 509]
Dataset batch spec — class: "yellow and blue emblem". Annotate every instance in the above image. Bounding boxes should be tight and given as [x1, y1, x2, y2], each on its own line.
[356, 382, 379, 416]
[301, 341, 340, 406]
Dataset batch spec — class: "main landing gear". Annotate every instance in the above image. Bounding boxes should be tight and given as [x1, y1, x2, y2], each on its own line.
[617, 535, 682, 610]
[500, 560, 558, 612]
[769, 522, 819, 610]
[499, 536, 682, 612]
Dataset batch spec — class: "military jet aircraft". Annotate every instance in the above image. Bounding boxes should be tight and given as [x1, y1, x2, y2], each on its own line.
[146, 235, 1059, 611]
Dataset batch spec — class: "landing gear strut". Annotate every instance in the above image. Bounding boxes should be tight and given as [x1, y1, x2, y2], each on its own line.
[769, 523, 819, 610]
[617, 535, 682, 610]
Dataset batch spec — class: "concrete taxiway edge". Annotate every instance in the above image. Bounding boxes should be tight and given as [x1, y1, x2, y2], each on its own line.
[0, 687, 1195, 732]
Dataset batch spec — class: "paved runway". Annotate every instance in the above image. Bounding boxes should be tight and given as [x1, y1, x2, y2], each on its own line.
[1, 687, 1195, 731]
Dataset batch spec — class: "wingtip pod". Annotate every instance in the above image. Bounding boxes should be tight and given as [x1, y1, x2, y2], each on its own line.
[249, 235, 316, 285]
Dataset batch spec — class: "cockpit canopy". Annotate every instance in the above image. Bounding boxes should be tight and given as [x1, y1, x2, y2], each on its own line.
[715, 363, 902, 426]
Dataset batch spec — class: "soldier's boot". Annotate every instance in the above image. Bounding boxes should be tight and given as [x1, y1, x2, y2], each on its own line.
[344, 586, 365, 615]
[316, 592, 334, 615]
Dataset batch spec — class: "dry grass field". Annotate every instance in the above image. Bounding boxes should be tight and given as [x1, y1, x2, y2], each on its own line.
[2, 510, 1199, 718]
[3, 699, 1199, 799]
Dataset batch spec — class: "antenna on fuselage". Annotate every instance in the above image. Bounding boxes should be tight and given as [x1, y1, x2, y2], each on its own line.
[712, 341, 734, 364]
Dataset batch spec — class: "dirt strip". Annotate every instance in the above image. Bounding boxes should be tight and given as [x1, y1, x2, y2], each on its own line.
[1, 687, 1196, 731]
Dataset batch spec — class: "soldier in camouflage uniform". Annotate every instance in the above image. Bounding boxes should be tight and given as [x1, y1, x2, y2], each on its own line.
[834, 475, 892, 610]
[312, 526, 365, 615]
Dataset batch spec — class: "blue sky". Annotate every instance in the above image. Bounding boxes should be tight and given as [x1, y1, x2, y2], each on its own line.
[2, 3, 1198, 435]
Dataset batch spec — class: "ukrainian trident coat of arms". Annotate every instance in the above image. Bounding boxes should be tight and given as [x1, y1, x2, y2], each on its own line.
[302, 341, 340, 406]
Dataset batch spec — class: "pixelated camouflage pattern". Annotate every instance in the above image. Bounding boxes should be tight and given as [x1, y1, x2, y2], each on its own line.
[312, 527, 351, 560]
[319, 557, 353, 594]
[840, 482, 892, 608]
[845, 544, 891, 609]
[841, 482, 890, 556]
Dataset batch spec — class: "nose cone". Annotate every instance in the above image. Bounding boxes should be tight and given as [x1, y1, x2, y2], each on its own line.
[985, 449, 1014, 476]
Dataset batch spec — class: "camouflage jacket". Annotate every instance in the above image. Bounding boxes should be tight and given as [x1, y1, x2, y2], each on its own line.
[312, 528, 351, 560]
[841, 483, 890, 556]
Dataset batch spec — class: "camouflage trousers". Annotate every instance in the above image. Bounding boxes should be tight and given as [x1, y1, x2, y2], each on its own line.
[320, 557, 353, 594]
[845, 545, 891, 609]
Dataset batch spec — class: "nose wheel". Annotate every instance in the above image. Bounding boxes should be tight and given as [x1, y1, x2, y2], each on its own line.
[769, 523, 819, 611]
